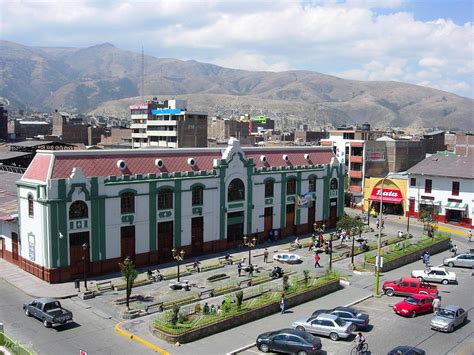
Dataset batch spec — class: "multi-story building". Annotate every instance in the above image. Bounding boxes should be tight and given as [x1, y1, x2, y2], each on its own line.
[13, 138, 344, 282]
[131, 99, 207, 149]
[445, 131, 474, 156]
[50, 111, 105, 146]
[406, 154, 473, 228]
[208, 117, 252, 145]
[0, 104, 8, 142]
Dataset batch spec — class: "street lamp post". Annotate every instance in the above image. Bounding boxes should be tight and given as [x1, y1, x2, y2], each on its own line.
[242, 235, 257, 266]
[82, 242, 88, 291]
[172, 248, 185, 282]
[375, 174, 391, 297]
[351, 227, 356, 266]
[329, 232, 334, 270]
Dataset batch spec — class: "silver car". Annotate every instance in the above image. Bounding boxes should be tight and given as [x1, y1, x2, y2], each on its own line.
[431, 305, 468, 332]
[443, 253, 474, 268]
[292, 313, 355, 341]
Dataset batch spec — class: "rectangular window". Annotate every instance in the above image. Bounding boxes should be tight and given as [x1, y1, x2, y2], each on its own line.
[158, 190, 173, 210]
[121, 193, 135, 214]
[265, 181, 274, 197]
[425, 179, 432, 194]
[192, 188, 203, 206]
[410, 178, 416, 187]
[287, 179, 296, 195]
[452, 181, 460, 196]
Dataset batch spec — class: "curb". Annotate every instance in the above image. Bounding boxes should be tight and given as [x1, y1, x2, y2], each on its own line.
[344, 294, 373, 307]
[114, 323, 170, 355]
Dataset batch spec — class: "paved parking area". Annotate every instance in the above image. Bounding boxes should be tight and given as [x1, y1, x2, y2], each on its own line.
[234, 251, 474, 355]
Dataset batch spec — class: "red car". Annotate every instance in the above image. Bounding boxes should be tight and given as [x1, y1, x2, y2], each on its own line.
[393, 294, 434, 318]
[383, 277, 438, 297]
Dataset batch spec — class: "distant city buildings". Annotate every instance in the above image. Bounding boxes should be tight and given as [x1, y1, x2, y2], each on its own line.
[130, 98, 208, 149]
[0, 104, 8, 142]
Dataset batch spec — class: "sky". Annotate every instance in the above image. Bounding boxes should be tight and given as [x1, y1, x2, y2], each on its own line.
[1, 0, 473, 98]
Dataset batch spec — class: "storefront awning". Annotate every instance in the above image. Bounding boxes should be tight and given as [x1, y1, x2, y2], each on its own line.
[444, 201, 467, 211]
[369, 187, 403, 204]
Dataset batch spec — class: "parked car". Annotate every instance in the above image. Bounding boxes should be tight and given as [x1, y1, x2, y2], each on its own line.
[292, 313, 355, 341]
[23, 298, 73, 328]
[382, 277, 438, 297]
[256, 328, 322, 354]
[387, 346, 426, 354]
[273, 253, 303, 264]
[311, 306, 369, 329]
[443, 253, 474, 268]
[430, 305, 468, 333]
[411, 267, 456, 285]
[392, 294, 434, 318]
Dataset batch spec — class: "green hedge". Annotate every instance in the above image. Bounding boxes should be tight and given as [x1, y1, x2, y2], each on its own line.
[0, 332, 33, 355]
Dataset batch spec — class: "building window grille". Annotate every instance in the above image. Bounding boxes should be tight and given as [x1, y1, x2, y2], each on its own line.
[410, 178, 416, 187]
[452, 181, 460, 196]
[28, 195, 34, 217]
[425, 179, 432, 194]
[228, 179, 245, 201]
[121, 192, 135, 214]
[69, 200, 88, 220]
[287, 178, 297, 195]
[158, 189, 173, 210]
[192, 186, 204, 206]
[308, 177, 316, 192]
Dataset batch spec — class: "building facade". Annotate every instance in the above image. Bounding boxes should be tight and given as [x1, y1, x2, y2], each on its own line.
[15, 138, 344, 283]
[406, 154, 473, 228]
[131, 99, 207, 149]
[0, 104, 7, 142]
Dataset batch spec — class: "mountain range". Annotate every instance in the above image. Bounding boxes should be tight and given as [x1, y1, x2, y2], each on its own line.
[1, 40, 472, 130]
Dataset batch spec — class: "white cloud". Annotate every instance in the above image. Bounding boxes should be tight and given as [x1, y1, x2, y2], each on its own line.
[1, 0, 472, 97]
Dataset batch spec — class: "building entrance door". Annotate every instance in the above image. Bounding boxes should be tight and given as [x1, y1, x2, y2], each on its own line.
[308, 205, 315, 231]
[285, 204, 296, 235]
[329, 199, 337, 227]
[264, 207, 273, 236]
[191, 217, 204, 255]
[157, 221, 174, 262]
[12, 232, 19, 263]
[69, 232, 90, 278]
[121, 225, 136, 262]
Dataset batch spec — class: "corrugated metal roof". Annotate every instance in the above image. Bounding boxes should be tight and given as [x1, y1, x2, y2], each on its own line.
[407, 154, 474, 179]
[0, 171, 22, 218]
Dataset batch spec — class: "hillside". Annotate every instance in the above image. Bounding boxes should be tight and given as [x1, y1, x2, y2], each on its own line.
[1, 40, 472, 130]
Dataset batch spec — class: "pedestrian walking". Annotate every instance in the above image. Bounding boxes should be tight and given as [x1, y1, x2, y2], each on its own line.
[263, 248, 269, 263]
[279, 294, 287, 314]
[248, 264, 254, 277]
[193, 259, 201, 273]
[432, 296, 441, 313]
[452, 244, 458, 256]
[422, 251, 430, 267]
[381, 218, 385, 229]
[314, 253, 322, 268]
[468, 230, 472, 243]
[376, 219, 380, 229]
[237, 262, 242, 277]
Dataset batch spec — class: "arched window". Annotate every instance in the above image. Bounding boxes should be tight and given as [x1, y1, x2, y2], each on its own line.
[69, 201, 88, 220]
[265, 180, 274, 198]
[286, 177, 297, 195]
[192, 186, 204, 206]
[308, 176, 316, 192]
[330, 178, 338, 190]
[228, 179, 245, 202]
[158, 188, 173, 210]
[28, 194, 34, 217]
[121, 192, 135, 214]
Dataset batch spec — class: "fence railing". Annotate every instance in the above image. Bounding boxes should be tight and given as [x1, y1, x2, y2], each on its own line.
[0, 165, 26, 174]
[0, 331, 33, 355]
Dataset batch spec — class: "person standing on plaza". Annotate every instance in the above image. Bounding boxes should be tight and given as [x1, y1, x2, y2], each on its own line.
[468, 230, 472, 243]
[263, 248, 269, 263]
[314, 253, 322, 268]
[237, 262, 242, 277]
[452, 244, 458, 256]
[422, 251, 430, 267]
[381, 218, 385, 229]
[279, 293, 287, 314]
[376, 219, 380, 229]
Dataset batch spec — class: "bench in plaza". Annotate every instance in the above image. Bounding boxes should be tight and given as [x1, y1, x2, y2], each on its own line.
[185, 264, 197, 273]
[198, 289, 215, 300]
[96, 280, 113, 293]
[237, 278, 252, 288]
[145, 301, 164, 313]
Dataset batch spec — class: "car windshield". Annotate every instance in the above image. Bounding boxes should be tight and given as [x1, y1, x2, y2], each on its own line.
[404, 297, 418, 305]
[301, 331, 317, 343]
[437, 309, 455, 318]
[334, 318, 346, 326]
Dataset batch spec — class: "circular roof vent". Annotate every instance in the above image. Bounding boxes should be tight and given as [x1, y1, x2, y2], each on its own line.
[155, 159, 164, 168]
[260, 155, 267, 163]
[282, 154, 289, 162]
[117, 160, 127, 170]
[304, 153, 310, 161]
[188, 157, 196, 167]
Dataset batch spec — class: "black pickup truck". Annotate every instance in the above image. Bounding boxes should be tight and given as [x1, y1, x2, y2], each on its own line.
[23, 298, 73, 328]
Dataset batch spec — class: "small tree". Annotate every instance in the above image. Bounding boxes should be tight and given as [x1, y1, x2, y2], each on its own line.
[235, 290, 244, 309]
[171, 304, 180, 325]
[282, 274, 289, 291]
[303, 270, 310, 286]
[119, 257, 138, 311]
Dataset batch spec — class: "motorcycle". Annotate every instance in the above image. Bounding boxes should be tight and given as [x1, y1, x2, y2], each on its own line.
[270, 265, 284, 279]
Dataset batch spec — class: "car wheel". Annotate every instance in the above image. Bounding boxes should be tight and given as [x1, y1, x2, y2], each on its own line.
[385, 288, 394, 296]
[258, 344, 269, 353]
[297, 351, 308, 355]
[442, 279, 449, 285]
[448, 262, 454, 268]
[296, 326, 306, 332]
[448, 325, 454, 333]
[43, 319, 51, 328]
[25, 309, 30, 317]
[329, 332, 339, 341]
[410, 311, 416, 318]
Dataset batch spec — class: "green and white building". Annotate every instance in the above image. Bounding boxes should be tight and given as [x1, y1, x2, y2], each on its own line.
[16, 138, 344, 283]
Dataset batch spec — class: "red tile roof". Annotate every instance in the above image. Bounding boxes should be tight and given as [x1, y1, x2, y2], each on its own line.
[22, 154, 52, 183]
[23, 146, 337, 181]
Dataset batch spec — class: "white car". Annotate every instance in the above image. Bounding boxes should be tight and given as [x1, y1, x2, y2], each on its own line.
[411, 267, 456, 285]
[273, 253, 303, 264]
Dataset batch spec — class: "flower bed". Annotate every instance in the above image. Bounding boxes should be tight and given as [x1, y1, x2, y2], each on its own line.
[152, 272, 341, 343]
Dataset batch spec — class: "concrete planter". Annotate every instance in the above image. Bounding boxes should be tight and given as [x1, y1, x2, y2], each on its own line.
[380, 238, 450, 272]
[152, 278, 341, 344]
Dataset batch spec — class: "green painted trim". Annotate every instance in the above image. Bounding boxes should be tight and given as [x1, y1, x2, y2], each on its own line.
[228, 216, 244, 225]
[229, 202, 244, 209]
[192, 207, 202, 215]
[338, 165, 345, 217]
[118, 188, 138, 196]
[265, 198, 273, 205]
[158, 211, 173, 218]
[149, 181, 157, 251]
[121, 215, 135, 223]
[189, 183, 206, 190]
[58, 180, 68, 267]
[66, 183, 90, 201]
[323, 167, 330, 221]
[99, 197, 106, 260]
[218, 166, 226, 240]
[296, 171, 302, 225]
[280, 172, 287, 228]
[157, 185, 175, 192]
[246, 159, 254, 234]
[174, 179, 182, 247]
